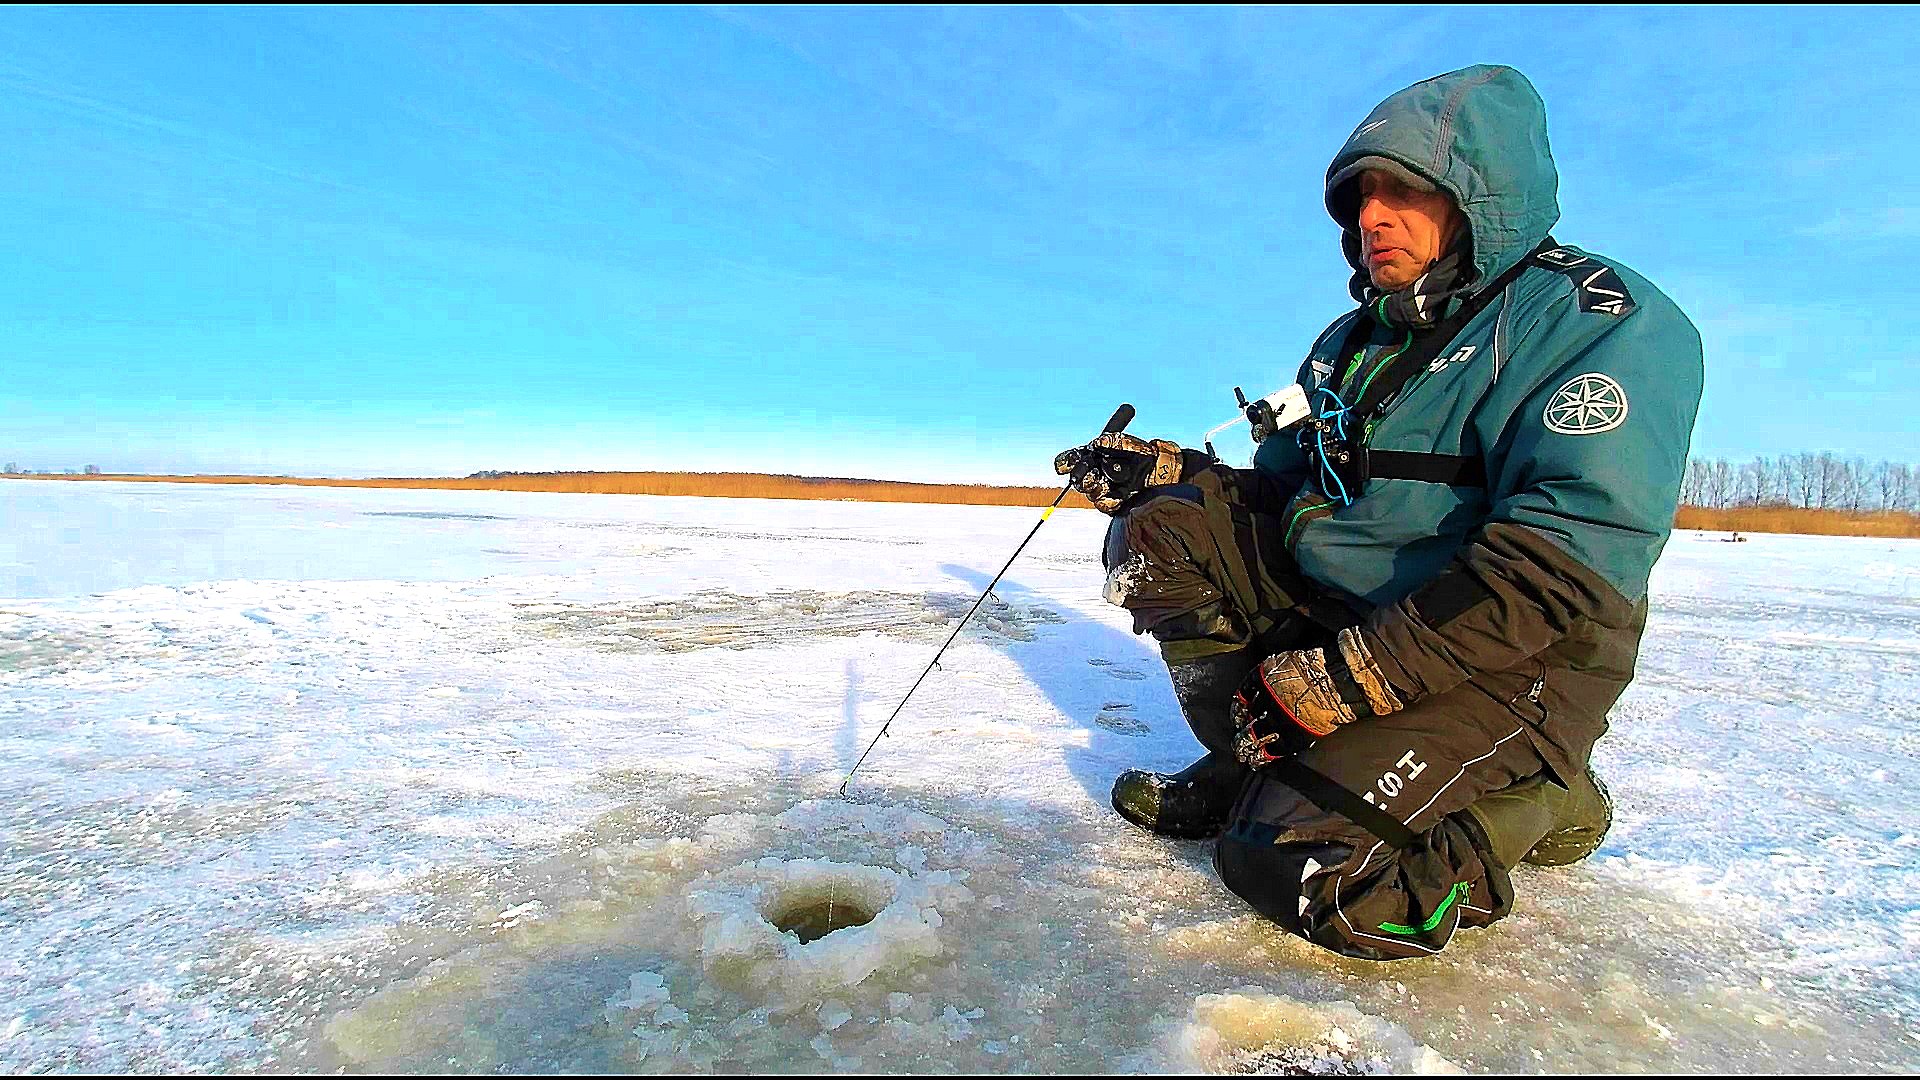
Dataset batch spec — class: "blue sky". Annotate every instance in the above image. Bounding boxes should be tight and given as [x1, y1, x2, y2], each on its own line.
[1, 6, 1912, 483]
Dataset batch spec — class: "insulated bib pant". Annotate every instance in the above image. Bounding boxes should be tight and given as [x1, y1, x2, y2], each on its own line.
[1104, 480, 1565, 961]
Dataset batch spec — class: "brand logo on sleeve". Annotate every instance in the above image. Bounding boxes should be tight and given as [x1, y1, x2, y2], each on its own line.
[1543, 373, 1629, 435]
[1427, 344, 1477, 373]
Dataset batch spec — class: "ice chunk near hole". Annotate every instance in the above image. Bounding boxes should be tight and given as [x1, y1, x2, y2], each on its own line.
[1168, 989, 1460, 1075]
[493, 900, 544, 927]
[603, 972, 699, 1063]
[699, 812, 767, 849]
[590, 822, 767, 901]
[686, 857, 971, 1004]
[937, 1005, 985, 1042]
[818, 1000, 853, 1031]
[772, 798, 1001, 873]
[604, 970, 671, 1025]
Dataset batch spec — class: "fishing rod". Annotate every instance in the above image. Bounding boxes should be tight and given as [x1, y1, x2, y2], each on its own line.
[838, 402, 1135, 795]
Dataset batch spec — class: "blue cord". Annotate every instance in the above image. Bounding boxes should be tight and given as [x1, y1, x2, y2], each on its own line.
[1309, 386, 1356, 506]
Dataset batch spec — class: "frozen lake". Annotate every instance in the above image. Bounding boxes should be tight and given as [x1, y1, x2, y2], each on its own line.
[2, 478, 1917, 1072]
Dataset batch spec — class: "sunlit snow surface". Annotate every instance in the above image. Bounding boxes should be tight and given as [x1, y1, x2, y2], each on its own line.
[2, 478, 1918, 1073]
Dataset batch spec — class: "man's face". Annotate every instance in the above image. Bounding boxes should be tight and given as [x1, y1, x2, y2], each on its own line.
[1356, 169, 1461, 292]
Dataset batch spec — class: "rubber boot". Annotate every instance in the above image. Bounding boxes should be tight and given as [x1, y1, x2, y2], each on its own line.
[1462, 776, 1561, 871]
[1112, 751, 1248, 840]
[1110, 648, 1257, 840]
[1523, 765, 1613, 867]
[1462, 766, 1614, 870]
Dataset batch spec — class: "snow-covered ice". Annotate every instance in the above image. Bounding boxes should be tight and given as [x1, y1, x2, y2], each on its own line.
[1, 478, 1917, 1072]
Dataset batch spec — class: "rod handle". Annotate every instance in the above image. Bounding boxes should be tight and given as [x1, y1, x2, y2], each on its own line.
[1103, 403, 1136, 434]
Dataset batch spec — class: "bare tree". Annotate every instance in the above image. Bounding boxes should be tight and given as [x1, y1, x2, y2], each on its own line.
[1786, 453, 1817, 508]
[1871, 461, 1897, 512]
[1756, 456, 1785, 506]
[1835, 457, 1856, 511]
[1682, 458, 1708, 507]
[1890, 463, 1917, 514]
[1736, 458, 1765, 507]
[1705, 459, 1734, 509]
[1812, 452, 1837, 509]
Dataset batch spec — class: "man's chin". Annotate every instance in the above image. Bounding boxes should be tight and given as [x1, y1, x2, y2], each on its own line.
[1369, 269, 1417, 292]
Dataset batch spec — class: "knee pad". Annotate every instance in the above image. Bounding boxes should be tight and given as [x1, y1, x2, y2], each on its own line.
[1102, 487, 1241, 647]
[1100, 483, 1309, 660]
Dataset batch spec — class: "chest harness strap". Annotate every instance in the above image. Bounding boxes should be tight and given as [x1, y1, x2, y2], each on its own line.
[1303, 240, 1555, 504]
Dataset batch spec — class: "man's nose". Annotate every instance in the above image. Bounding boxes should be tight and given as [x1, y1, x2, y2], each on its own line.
[1357, 194, 1394, 233]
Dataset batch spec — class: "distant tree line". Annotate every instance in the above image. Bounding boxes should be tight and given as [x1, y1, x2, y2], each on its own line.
[1, 463, 100, 475]
[1681, 453, 1920, 513]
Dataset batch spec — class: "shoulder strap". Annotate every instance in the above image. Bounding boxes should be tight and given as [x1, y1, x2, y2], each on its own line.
[1264, 756, 1419, 850]
[1347, 238, 1555, 421]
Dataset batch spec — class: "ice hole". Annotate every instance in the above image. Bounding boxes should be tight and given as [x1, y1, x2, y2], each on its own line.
[769, 893, 880, 944]
[687, 857, 968, 1003]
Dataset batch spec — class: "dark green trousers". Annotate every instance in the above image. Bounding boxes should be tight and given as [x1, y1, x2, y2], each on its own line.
[1105, 481, 1561, 961]
[1214, 683, 1550, 960]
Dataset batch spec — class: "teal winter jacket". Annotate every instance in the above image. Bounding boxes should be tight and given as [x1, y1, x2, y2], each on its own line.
[1251, 65, 1704, 773]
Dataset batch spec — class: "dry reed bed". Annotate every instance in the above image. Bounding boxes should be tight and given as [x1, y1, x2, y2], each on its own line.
[1674, 506, 1920, 539]
[15, 474, 1920, 537]
[18, 471, 1095, 509]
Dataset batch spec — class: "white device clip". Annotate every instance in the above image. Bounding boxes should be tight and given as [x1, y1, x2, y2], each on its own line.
[1202, 384, 1313, 457]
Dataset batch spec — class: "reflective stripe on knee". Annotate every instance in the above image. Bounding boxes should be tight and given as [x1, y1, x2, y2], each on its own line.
[1377, 881, 1470, 936]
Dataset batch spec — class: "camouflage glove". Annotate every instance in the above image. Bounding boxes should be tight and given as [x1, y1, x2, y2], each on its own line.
[1054, 433, 1209, 514]
[1230, 628, 1406, 767]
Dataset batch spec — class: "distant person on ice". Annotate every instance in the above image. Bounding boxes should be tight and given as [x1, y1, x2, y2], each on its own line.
[1054, 64, 1703, 960]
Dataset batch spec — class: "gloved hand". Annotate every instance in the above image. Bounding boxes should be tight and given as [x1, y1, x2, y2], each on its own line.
[1054, 433, 1208, 514]
[1230, 628, 1406, 767]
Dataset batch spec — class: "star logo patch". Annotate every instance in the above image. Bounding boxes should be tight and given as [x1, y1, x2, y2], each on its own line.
[1543, 373, 1629, 435]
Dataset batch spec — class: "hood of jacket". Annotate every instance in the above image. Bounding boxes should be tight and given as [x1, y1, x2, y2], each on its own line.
[1325, 64, 1561, 302]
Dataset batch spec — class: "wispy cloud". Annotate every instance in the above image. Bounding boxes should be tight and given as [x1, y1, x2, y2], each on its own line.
[1795, 206, 1920, 241]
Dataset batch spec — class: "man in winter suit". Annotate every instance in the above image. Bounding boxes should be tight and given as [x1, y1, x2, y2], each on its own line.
[1055, 64, 1702, 960]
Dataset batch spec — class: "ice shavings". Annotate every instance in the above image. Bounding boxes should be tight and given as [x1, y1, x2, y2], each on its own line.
[1168, 988, 1460, 1074]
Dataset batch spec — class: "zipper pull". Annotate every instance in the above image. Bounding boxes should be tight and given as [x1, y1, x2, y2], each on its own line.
[1527, 675, 1545, 703]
